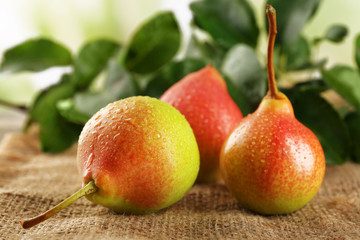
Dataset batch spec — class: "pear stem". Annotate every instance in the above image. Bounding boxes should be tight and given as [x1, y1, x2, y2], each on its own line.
[266, 4, 280, 99]
[0, 99, 28, 112]
[20, 180, 98, 229]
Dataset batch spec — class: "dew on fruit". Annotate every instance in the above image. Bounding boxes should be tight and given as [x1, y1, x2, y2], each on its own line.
[113, 133, 120, 140]
[115, 108, 123, 114]
[94, 121, 102, 128]
[86, 153, 95, 169]
[98, 133, 104, 141]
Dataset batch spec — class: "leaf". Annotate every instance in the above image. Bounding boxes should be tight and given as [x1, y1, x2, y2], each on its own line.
[291, 79, 328, 93]
[284, 36, 311, 71]
[355, 34, 360, 70]
[266, 0, 321, 46]
[190, 0, 259, 49]
[345, 111, 360, 163]
[223, 74, 252, 115]
[30, 74, 82, 152]
[324, 25, 348, 43]
[73, 39, 120, 89]
[123, 11, 181, 74]
[322, 66, 360, 109]
[58, 91, 118, 124]
[0, 38, 72, 72]
[57, 98, 91, 125]
[288, 89, 350, 164]
[185, 35, 226, 68]
[59, 60, 138, 124]
[104, 59, 138, 99]
[143, 58, 208, 98]
[59, 61, 138, 124]
[221, 44, 265, 112]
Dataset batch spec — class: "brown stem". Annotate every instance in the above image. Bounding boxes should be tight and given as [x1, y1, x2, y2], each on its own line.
[266, 4, 280, 99]
[0, 99, 28, 112]
[20, 180, 97, 229]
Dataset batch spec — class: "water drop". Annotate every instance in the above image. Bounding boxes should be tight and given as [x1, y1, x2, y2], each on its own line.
[97, 134, 104, 141]
[86, 153, 95, 169]
[113, 133, 120, 140]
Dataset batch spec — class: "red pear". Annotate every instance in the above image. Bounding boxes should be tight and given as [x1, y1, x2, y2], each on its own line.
[20, 96, 199, 228]
[219, 5, 325, 215]
[160, 66, 243, 182]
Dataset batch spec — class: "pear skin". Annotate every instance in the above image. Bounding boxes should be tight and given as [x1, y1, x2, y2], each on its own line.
[78, 96, 200, 213]
[160, 66, 243, 182]
[21, 96, 200, 228]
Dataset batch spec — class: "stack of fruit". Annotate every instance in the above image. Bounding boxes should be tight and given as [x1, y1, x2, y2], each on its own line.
[20, 5, 325, 229]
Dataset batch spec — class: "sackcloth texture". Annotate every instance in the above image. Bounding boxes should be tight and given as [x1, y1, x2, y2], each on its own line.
[0, 130, 359, 240]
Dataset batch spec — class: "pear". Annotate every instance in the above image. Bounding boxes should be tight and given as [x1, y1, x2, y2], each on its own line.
[20, 96, 199, 228]
[219, 5, 326, 215]
[160, 66, 243, 183]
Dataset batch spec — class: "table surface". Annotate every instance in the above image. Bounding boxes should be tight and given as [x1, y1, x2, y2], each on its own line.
[0, 108, 359, 239]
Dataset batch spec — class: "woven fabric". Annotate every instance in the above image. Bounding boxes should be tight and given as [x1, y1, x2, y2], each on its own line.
[0, 132, 359, 240]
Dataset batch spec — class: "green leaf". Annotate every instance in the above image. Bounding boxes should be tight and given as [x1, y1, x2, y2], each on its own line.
[223, 74, 252, 116]
[345, 111, 360, 163]
[324, 25, 348, 43]
[266, 0, 321, 46]
[59, 61, 138, 124]
[221, 44, 265, 113]
[322, 66, 360, 109]
[0, 38, 72, 72]
[73, 39, 120, 89]
[185, 35, 226, 68]
[190, 0, 259, 49]
[355, 34, 360, 70]
[143, 58, 208, 98]
[104, 59, 138, 99]
[57, 98, 91, 125]
[58, 91, 117, 124]
[284, 36, 311, 71]
[123, 11, 181, 74]
[30, 75, 82, 152]
[290, 79, 328, 93]
[288, 89, 350, 164]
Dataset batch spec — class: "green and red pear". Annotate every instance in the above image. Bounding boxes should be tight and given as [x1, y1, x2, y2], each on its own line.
[20, 96, 199, 228]
[160, 66, 243, 182]
[219, 5, 326, 215]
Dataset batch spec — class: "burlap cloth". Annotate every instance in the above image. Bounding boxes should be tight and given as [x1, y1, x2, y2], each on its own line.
[0, 131, 359, 240]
